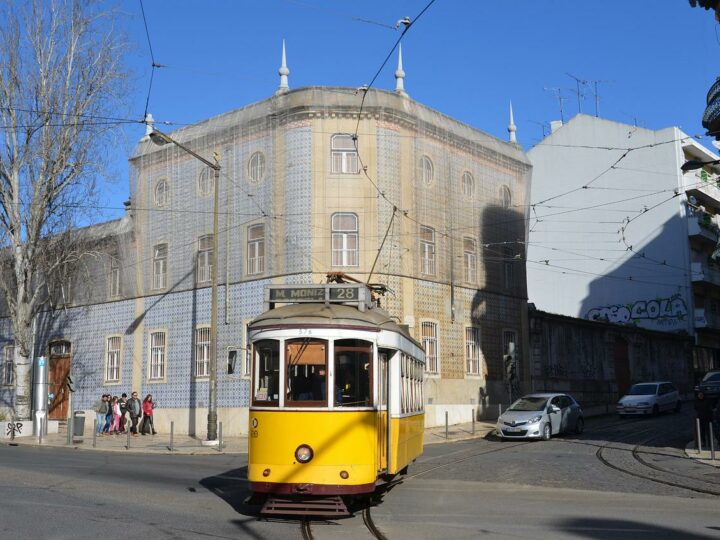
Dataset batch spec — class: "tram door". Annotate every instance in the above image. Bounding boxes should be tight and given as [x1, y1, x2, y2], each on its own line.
[377, 351, 389, 472]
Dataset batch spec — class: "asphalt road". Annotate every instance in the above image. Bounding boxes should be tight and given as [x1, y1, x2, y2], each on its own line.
[0, 409, 718, 539]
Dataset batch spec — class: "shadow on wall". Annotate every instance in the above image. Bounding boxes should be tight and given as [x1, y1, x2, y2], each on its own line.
[472, 202, 527, 415]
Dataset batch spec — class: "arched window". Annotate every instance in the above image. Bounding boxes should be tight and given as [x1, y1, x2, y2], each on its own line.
[197, 167, 214, 197]
[420, 155, 434, 185]
[248, 152, 265, 183]
[462, 171, 474, 198]
[331, 134, 358, 174]
[500, 185, 512, 209]
[331, 213, 359, 266]
[154, 179, 168, 207]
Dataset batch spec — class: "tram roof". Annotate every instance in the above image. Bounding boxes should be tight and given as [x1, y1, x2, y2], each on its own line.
[249, 303, 420, 346]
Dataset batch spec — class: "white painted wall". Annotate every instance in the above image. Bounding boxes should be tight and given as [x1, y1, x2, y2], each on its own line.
[527, 115, 692, 334]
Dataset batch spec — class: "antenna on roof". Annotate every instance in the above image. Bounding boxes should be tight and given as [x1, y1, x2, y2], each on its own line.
[586, 79, 614, 117]
[543, 87, 566, 123]
[565, 73, 587, 114]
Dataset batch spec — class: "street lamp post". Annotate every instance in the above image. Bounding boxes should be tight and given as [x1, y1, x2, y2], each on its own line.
[148, 128, 221, 442]
[681, 159, 720, 172]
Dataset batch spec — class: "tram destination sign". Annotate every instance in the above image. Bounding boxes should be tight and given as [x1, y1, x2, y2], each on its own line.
[266, 284, 370, 310]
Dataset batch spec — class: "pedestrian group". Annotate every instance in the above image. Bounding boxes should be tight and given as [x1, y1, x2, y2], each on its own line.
[94, 392, 157, 436]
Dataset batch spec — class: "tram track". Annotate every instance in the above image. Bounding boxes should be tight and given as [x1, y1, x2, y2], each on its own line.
[595, 430, 720, 497]
[299, 507, 387, 540]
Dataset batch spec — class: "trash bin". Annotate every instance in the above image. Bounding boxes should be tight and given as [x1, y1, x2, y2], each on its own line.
[73, 410, 85, 439]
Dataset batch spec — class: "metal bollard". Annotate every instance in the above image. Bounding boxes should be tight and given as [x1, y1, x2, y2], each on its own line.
[498, 404, 503, 419]
[472, 410, 475, 435]
[445, 411, 449, 439]
[170, 421, 174, 452]
[66, 416, 73, 445]
[93, 419, 97, 448]
[126, 427, 130, 450]
[696, 418, 703, 454]
[710, 422, 716, 461]
[38, 418, 43, 445]
[218, 421, 223, 451]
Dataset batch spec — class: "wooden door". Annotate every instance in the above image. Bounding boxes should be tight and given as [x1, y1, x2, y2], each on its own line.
[613, 338, 631, 398]
[48, 344, 71, 420]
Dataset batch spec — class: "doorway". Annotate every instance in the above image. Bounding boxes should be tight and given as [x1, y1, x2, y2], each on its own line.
[48, 341, 71, 421]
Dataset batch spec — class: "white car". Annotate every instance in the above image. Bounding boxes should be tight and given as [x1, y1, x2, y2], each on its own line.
[496, 393, 584, 440]
[616, 381, 681, 417]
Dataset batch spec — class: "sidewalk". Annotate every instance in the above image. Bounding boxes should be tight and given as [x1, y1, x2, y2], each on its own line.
[2, 419, 497, 455]
[684, 441, 720, 468]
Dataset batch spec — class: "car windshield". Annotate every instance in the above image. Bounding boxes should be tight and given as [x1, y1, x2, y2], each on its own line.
[702, 372, 720, 383]
[627, 384, 657, 395]
[508, 397, 548, 412]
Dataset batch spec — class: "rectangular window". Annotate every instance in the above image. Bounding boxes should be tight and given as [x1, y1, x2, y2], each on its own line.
[463, 238, 476, 283]
[105, 336, 121, 382]
[2, 345, 14, 386]
[420, 226, 436, 275]
[331, 213, 358, 266]
[422, 322, 439, 374]
[286, 339, 328, 406]
[149, 331, 166, 380]
[253, 339, 279, 405]
[152, 244, 168, 290]
[331, 134, 358, 174]
[196, 235, 214, 284]
[334, 339, 372, 407]
[247, 224, 265, 275]
[465, 327, 481, 375]
[194, 327, 210, 377]
[109, 256, 121, 298]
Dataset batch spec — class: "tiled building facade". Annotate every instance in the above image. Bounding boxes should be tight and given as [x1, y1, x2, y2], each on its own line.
[0, 86, 531, 435]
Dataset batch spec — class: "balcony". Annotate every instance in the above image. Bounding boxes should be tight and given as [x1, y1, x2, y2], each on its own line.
[685, 170, 720, 206]
[691, 261, 720, 287]
[688, 212, 719, 244]
[695, 308, 720, 331]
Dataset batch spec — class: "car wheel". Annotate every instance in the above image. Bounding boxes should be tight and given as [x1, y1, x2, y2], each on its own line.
[674, 401, 681, 413]
[652, 404, 659, 416]
[541, 423, 551, 441]
[575, 417, 584, 435]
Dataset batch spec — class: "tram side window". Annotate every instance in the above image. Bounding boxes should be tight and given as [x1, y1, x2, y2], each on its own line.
[334, 339, 372, 407]
[286, 339, 328, 405]
[253, 340, 279, 404]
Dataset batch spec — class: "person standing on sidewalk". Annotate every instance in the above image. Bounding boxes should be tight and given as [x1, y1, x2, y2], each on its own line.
[94, 394, 108, 434]
[140, 394, 157, 435]
[118, 393, 128, 433]
[109, 396, 121, 434]
[127, 391, 142, 436]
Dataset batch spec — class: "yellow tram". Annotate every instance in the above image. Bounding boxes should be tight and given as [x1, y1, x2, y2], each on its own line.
[247, 283, 425, 515]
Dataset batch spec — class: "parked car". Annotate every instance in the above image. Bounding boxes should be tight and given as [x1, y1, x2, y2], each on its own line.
[616, 381, 680, 417]
[696, 370, 720, 399]
[496, 393, 584, 440]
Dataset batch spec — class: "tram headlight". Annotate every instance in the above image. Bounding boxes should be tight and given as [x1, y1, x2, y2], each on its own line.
[295, 444, 314, 463]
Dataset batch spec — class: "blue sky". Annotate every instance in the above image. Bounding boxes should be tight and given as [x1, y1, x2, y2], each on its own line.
[102, 0, 720, 219]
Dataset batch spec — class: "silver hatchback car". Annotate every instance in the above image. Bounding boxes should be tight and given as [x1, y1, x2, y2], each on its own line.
[496, 393, 584, 440]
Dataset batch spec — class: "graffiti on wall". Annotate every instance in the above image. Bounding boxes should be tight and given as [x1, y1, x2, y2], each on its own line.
[585, 294, 688, 328]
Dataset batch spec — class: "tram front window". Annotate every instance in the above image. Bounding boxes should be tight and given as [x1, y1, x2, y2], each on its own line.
[334, 339, 372, 407]
[253, 340, 279, 404]
[286, 339, 327, 406]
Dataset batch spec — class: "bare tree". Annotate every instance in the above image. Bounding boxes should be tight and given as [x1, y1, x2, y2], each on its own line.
[0, 0, 127, 419]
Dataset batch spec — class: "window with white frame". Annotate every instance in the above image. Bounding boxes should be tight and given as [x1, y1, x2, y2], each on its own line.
[195, 327, 210, 377]
[463, 237, 477, 283]
[462, 171, 475, 198]
[465, 327, 481, 375]
[421, 322, 439, 374]
[149, 331, 166, 380]
[109, 255, 121, 298]
[227, 348, 238, 375]
[248, 152, 265, 183]
[331, 134, 358, 174]
[2, 344, 14, 386]
[247, 224, 265, 275]
[419, 225, 436, 275]
[420, 155, 434, 185]
[152, 244, 168, 290]
[331, 213, 358, 266]
[197, 167, 214, 197]
[196, 234, 214, 284]
[503, 330, 518, 356]
[500, 185, 512, 209]
[154, 179, 168, 207]
[105, 336, 121, 383]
